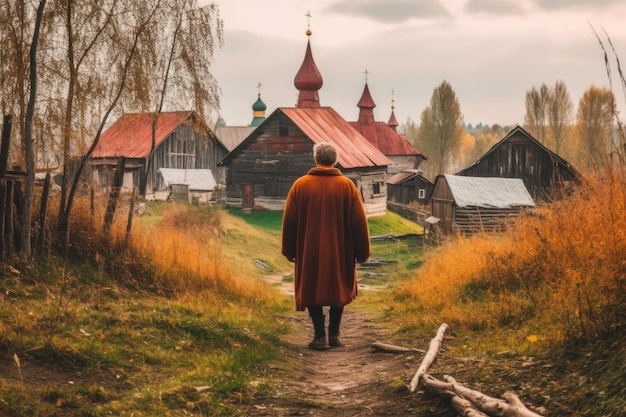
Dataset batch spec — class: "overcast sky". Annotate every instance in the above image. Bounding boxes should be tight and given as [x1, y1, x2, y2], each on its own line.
[206, 0, 626, 129]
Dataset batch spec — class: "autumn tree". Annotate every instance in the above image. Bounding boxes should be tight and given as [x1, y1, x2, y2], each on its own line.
[524, 83, 549, 145]
[576, 85, 615, 170]
[136, 1, 223, 194]
[415, 80, 464, 178]
[548, 80, 573, 155]
[1, 0, 223, 254]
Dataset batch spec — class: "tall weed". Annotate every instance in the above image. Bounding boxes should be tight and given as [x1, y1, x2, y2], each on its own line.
[395, 168, 626, 348]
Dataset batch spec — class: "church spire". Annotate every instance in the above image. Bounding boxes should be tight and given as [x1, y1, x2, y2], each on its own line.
[294, 12, 323, 108]
[357, 70, 376, 125]
[387, 90, 398, 131]
[250, 82, 266, 127]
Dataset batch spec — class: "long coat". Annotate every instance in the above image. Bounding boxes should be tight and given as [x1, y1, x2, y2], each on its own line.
[282, 167, 371, 311]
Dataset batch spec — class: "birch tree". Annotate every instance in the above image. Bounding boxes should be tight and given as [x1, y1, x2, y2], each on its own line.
[1, 0, 223, 254]
[547, 80, 573, 155]
[524, 84, 549, 145]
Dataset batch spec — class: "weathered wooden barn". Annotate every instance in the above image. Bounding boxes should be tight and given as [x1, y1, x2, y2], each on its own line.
[386, 169, 433, 205]
[86, 111, 226, 197]
[430, 175, 535, 235]
[218, 32, 391, 216]
[456, 125, 580, 201]
[348, 83, 425, 175]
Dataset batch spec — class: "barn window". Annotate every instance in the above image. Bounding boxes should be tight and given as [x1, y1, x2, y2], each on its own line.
[264, 177, 279, 196]
[418, 188, 426, 199]
[279, 121, 288, 136]
[373, 182, 380, 194]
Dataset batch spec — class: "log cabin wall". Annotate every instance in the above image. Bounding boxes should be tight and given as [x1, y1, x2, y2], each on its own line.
[453, 207, 521, 234]
[224, 113, 389, 215]
[387, 176, 433, 205]
[386, 155, 420, 175]
[147, 124, 219, 192]
[225, 115, 313, 207]
[430, 176, 455, 234]
[346, 169, 387, 217]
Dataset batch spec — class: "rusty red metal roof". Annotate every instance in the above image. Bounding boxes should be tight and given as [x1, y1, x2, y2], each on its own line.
[280, 107, 391, 169]
[349, 121, 420, 157]
[88, 111, 196, 159]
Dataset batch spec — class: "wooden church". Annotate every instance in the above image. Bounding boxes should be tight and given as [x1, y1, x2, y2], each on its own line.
[218, 30, 392, 216]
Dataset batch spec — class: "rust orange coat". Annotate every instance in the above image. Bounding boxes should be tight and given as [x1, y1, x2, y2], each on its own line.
[282, 167, 370, 311]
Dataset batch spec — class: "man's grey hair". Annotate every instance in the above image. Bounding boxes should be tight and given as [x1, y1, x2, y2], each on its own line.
[313, 142, 338, 166]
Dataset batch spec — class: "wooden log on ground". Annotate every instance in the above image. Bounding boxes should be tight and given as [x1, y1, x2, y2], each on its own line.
[443, 375, 543, 417]
[421, 373, 543, 417]
[371, 341, 426, 354]
[422, 374, 489, 416]
[450, 395, 491, 417]
[409, 323, 448, 392]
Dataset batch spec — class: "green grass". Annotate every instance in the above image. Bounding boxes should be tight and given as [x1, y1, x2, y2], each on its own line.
[227, 207, 424, 236]
[226, 207, 284, 231]
[367, 212, 424, 236]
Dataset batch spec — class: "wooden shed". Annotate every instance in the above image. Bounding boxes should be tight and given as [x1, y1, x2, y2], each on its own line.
[430, 175, 535, 235]
[386, 169, 433, 205]
[86, 111, 227, 198]
[218, 106, 391, 215]
[456, 125, 580, 202]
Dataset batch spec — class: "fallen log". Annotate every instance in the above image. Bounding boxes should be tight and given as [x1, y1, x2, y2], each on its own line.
[450, 395, 491, 417]
[422, 374, 490, 416]
[421, 373, 544, 417]
[371, 341, 426, 354]
[409, 323, 448, 392]
[444, 375, 543, 417]
[410, 325, 545, 416]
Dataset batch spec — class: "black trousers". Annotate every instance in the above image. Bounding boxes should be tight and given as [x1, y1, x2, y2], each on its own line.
[308, 305, 344, 338]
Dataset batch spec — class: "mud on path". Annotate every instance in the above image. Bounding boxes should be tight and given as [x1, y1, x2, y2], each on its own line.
[238, 306, 430, 416]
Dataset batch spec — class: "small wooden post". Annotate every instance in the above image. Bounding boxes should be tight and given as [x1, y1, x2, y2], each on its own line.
[36, 172, 51, 254]
[103, 157, 125, 237]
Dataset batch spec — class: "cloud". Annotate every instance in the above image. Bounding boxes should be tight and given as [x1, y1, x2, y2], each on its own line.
[534, 0, 624, 10]
[464, 0, 528, 15]
[327, 0, 450, 23]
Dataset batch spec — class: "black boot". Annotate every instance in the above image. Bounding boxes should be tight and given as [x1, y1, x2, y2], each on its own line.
[308, 306, 328, 350]
[328, 306, 344, 347]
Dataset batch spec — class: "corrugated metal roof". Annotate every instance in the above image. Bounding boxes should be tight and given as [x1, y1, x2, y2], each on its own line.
[280, 107, 391, 169]
[89, 111, 196, 158]
[444, 175, 535, 208]
[158, 168, 216, 191]
[215, 126, 256, 152]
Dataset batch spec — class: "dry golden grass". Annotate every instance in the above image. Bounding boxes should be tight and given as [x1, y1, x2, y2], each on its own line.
[67, 198, 285, 306]
[394, 168, 626, 349]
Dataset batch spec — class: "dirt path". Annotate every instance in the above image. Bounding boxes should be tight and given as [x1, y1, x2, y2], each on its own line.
[239, 305, 429, 416]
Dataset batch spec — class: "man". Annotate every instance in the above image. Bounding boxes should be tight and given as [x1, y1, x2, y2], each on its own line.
[282, 142, 371, 350]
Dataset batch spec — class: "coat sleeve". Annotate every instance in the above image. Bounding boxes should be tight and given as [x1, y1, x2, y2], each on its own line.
[281, 187, 297, 261]
[351, 188, 370, 263]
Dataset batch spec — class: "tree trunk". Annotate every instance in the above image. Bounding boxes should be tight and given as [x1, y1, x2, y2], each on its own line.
[22, 0, 47, 260]
[36, 172, 50, 255]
